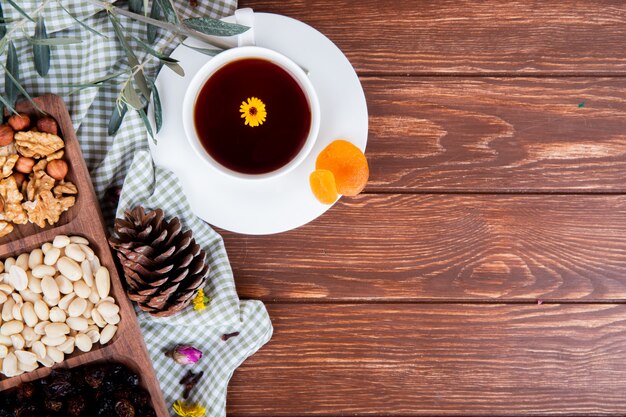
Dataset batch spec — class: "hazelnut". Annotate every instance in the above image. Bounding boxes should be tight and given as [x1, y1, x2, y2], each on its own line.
[46, 159, 68, 181]
[15, 156, 35, 174]
[0, 124, 14, 146]
[36, 117, 58, 135]
[13, 172, 25, 189]
[7, 114, 30, 131]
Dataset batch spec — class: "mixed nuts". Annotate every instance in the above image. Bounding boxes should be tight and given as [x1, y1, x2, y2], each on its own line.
[0, 113, 77, 238]
[0, 235, 120, 377]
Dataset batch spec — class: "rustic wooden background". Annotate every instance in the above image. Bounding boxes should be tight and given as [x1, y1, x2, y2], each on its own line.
[224, 1, 626, 414]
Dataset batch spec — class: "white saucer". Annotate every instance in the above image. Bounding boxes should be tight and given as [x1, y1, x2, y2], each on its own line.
[149, 12, 368, 235]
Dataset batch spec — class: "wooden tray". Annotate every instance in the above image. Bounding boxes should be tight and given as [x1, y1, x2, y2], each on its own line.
[0, 94, 169, 417]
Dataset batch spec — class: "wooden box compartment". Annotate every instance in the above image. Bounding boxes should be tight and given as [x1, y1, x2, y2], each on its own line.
[0, 95, 168, 417]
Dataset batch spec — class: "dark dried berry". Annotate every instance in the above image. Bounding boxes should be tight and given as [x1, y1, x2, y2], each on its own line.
[14, 404, 37, 417]
[129, 388, 149, 408]
[114, 399, 135, 417]
[4, 362, 155, 417]
[67, 395, 86, 417]
[44, 399, 63, 412]
[16, 382, 36, 401]
[111, 365, 139, 387]
[84, 365, 107, 389]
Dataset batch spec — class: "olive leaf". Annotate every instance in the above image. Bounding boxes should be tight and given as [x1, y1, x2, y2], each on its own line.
[108, 12, 151, 100]
[0, 3, 6, 41]
[183, 17, 249, 37]
[155, 0, 179, 25]
[121, 80, 143, 110]
[0, 94, 17, 116]
[138, 107, 154, 141]
[128, 0, 143, 14]
[149, 79, 162, 134]
[62, 70, 127, 94]
[133, 36, 184, 76]
[182, 42, 222, 57]
[33, 16, 51, 76]
[28, 37, 82, 46]
[108, 102, 128, 136]
[5, 41, 18, 107]
[147, 0, 161, 43]
[58, 2, 107, 38]
[5, 0, 34, 22]
[3, 62, 44, 113]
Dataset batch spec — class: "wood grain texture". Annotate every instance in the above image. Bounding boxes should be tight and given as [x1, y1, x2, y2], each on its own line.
[222, 194, 626, 302]
[228, 303, 626, 416]
[239, 0, 626, 75]
[0, 96, 169, 417]
[363, 77, 626, 192]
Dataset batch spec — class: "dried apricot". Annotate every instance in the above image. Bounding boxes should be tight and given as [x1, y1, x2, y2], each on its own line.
[316, 140, 368, 196]
[309, 169, 338, 204]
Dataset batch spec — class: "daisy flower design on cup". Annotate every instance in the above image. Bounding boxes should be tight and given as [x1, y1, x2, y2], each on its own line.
[239, 97, 267, 127]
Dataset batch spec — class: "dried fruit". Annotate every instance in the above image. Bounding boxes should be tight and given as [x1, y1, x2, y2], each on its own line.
[15, 156, 35, 174]
[8, 114, 30, 131]
[14, 130, 64, 158]
[315, 139, 369, 196]
[309, 169, 338, 204]
[0, 125, 14, 146]
[36, 117, 58, 135]
[3, 362, 154, 416]
[46, 159, 68, 181]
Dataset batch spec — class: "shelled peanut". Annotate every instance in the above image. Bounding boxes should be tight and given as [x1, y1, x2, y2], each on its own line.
[0, 235, 120, 377]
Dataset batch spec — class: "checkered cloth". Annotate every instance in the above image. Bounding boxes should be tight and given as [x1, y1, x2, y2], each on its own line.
[1, 2, 273, 416]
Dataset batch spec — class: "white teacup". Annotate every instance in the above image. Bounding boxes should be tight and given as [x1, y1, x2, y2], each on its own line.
[182, 46, 320, 180]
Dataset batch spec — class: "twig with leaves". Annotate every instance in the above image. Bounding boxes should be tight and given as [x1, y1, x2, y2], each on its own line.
[0, 0, 249, 138]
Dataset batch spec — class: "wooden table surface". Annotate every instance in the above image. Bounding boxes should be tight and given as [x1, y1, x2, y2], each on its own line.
[224, 1, 626, 415]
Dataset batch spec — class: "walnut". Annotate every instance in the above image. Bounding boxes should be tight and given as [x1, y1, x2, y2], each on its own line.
[0, 176, 27, 225]
[23, 191, 62, 228]
[0, 143, 17, 157]
[0, 155, 18, 178]
[53, 182, 77, 198]
[14, 131, 64, 158]
[59, 196, 75, 211]
[0, 221, 13, 238]
[26, 168, 55, 202]
[23, 175, 77, 228]
[46, 150, 64, 161]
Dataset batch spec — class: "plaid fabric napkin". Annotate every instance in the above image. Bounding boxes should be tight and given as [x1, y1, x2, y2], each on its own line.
[0, 1, 273, 416]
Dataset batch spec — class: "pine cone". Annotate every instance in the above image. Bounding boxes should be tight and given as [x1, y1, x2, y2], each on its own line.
[108, 207, 209, 317]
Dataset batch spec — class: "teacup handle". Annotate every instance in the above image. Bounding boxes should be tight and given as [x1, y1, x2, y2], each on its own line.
[235, 8, 256, 47]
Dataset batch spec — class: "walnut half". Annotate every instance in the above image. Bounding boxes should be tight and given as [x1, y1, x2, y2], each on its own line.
[15, 131, 64, 158]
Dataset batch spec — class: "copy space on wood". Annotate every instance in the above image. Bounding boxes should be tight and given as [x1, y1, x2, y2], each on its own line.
[240, 0, 626, 74]
[221, 194, 626, 302]
[228, 303, 626, 416]
[364, 77, 626, 192]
